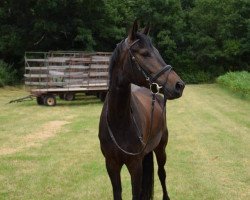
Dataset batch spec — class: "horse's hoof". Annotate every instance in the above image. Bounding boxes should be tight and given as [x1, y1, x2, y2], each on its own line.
[163, 196, 170, 200]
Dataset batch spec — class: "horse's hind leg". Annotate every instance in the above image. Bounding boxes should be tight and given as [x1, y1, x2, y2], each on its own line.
[106, 159, 123, 200]
[154, 132, 170, 200]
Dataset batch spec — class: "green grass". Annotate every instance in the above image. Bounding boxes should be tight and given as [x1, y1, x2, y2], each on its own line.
[0, 85, 249, 200]
[217, 71, 250, 99]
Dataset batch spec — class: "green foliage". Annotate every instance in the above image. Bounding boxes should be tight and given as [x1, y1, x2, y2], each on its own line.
[74, 28, 96, 51]
[0, 0, 249, 84]
[0, 60, 17, 87]
[217, 71, 250, 97]
[186, 0, 250, 71]
[180, 71, 213, 84]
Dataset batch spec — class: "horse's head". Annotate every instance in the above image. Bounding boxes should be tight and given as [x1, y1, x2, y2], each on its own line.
[125, 21, 185, 99]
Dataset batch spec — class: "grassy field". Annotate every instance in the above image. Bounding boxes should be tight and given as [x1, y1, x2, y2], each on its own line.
[0, 85, 249, 200]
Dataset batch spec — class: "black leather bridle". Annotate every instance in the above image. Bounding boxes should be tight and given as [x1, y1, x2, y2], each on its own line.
[106, 38, 172, 156]
[127, 38, 173, 95]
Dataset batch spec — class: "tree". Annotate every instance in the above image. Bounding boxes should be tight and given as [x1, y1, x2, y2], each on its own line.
[0, 0, 249, 83]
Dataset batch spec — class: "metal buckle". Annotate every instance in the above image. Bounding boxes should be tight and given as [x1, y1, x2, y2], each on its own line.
[150, 83, 162, 94]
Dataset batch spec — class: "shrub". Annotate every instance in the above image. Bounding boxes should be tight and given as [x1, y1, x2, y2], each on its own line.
[0, 60, 17, 87]
[216, 71, 250, 98]
[180, 71, 213, 84]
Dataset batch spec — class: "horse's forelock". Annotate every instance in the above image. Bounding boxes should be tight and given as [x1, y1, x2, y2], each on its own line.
[136, 33, 153, 48]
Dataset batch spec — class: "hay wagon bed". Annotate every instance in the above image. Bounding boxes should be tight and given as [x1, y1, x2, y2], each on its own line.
[24, 51, 111, 106]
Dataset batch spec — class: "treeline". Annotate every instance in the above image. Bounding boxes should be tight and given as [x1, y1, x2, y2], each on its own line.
[0, 0, 249, 84]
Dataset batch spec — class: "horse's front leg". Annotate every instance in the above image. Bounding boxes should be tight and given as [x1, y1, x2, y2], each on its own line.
[154, 131, 170, 200]
[106, 158, 123, 200]
[155, 148, 170, 200]
[127, 159, 143, 200]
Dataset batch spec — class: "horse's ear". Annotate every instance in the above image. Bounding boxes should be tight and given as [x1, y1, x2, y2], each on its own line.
[128, 20, 139, 41]
[141, 22, 150, 35]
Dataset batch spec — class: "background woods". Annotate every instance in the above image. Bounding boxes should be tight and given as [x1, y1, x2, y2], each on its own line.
[0, 0, 249, 84]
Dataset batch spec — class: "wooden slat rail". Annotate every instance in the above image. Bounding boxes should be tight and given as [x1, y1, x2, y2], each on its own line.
[30, 86, 108, 93]
[89, 72, 108, 77]
[25, 65, 108, 70]
[90, 64, 109, 69]
[25, 51, 111, 92]
[26, 59, 46, 62]
[24, 74, 88, 78]
[25, 71, 107, 77]
[26, 65, 91, 70]
[25, 80, 108, 86]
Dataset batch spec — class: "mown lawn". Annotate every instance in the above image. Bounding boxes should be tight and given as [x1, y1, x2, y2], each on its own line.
[0, 85, 249, 200]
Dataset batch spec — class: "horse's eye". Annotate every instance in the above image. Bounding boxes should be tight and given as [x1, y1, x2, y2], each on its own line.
[141, 51, 150, 57]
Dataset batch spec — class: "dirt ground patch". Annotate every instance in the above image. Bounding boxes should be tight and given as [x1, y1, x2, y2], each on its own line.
[0, 121, 68, 155]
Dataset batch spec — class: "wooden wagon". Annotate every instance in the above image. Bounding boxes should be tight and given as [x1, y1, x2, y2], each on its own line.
[24, 51, 111, 106]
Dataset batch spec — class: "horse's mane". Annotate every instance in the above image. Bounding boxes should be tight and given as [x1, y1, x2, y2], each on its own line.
[108, 39, 125, 88]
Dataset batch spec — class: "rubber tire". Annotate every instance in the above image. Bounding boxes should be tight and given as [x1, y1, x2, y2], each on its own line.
[44, 95, 56, 106]
[36, 96, 44, 105]
[64, 93, 75, 101]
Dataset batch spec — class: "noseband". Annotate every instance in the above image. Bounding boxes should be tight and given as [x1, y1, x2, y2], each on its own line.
[106, 38, 172, 156]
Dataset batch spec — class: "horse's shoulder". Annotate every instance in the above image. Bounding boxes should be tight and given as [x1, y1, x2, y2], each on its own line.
[131, 84, 164, 109]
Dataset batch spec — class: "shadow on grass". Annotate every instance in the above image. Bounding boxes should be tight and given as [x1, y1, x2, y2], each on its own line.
[57, 96, 103, 107]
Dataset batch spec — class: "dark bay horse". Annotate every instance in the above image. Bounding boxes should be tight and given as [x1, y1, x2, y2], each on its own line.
[99, 21, 185, 200]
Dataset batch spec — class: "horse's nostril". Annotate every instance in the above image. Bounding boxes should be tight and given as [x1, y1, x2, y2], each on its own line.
[175, 81, 185, 92]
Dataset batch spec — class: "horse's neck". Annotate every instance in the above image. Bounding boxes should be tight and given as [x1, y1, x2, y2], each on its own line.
[108, 84, 132, 127]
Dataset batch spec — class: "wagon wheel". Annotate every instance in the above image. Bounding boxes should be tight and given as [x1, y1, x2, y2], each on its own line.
[44, 95, 56, 106]
[36, 96, 44, 105]
[64, 93, 75, 101]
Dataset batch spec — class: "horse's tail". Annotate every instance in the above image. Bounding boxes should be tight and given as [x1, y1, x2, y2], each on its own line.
[141, 151, 154, 200]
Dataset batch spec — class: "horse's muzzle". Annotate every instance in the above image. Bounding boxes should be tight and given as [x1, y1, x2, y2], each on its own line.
[161, 80, 185, 99]
[174, 81, 185, 97]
